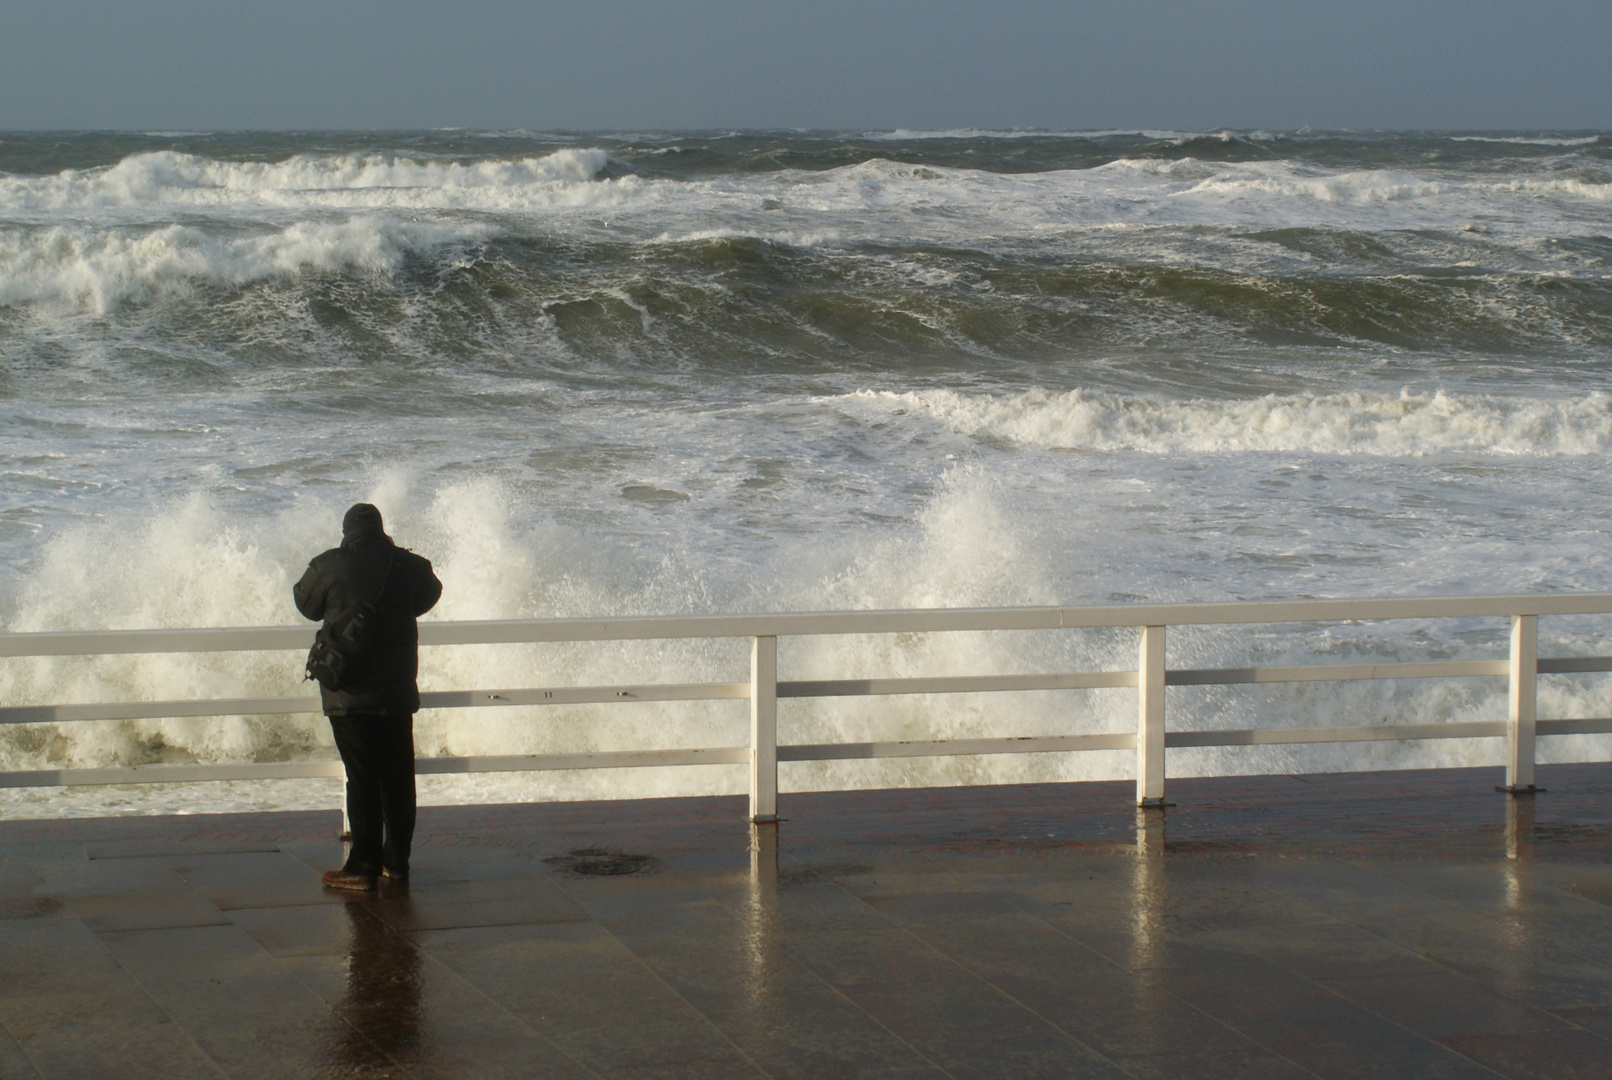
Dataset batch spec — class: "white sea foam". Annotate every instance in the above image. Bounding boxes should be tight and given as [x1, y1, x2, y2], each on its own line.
[4, 467, 1608, 819]
[864, 128, 1206, 141]
[0, 148, 613, 216]
[4, 132, 1612, 818]
[0, 217, 492, 311]
[0, 475, 1091, 799]
[1449, 135, 1602, 147]
[834, 388, 1612, 457]
[6, 147, 1609, 251]
[1483, 177, 1612, 202]
[0, 149, 1605, 328]
[1182, 168, 1450, 205]
[748, 157, 1612, 243]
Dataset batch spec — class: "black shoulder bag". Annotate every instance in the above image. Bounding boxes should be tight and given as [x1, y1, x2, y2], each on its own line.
[305, 548, 395, 693]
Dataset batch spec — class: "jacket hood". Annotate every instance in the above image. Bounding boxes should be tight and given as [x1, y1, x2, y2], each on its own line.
[341, 503, 388, 545]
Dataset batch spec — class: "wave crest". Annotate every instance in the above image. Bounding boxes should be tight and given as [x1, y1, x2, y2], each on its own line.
[0, 217, 491, 311]
[0, 148, 611, 214]
[838, 388, 1612, 456]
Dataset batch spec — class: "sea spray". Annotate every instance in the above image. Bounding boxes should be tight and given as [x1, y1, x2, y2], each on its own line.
[4, 128, 1612, 816]
[4, 468, 1610, 817]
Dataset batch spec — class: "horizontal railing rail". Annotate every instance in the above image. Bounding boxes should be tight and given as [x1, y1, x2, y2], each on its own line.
[10, 592, 1612, 658]
[4, 593, 1612, 815]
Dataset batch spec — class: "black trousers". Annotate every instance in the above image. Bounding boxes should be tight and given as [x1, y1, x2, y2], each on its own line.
[329, 711, 416, 876]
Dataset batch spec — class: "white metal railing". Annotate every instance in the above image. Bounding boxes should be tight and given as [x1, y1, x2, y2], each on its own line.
[5, 593, 1612, 820]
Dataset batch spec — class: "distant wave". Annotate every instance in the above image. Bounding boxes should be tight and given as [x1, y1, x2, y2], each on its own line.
[1449, 135, 1601, 147]
[0, 148, 612, 214]
[4, 147, 1609, 242]
[836, 388, 1612, 457]
[3, 144, 1610, 322]
[1181, 168, 1450, 204]
[864, 128, 1205, 141]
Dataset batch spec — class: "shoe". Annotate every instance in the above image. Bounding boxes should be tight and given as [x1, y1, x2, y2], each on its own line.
[381, 867, 409, 884]
[322, 868, 378, 891]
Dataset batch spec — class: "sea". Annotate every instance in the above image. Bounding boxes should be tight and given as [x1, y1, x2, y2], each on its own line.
[2, 128, 1611, 817]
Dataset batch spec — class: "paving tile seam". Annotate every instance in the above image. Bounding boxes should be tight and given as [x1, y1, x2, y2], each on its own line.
[285, 976, 411, 1073]
[774, 978, 962, 1080]
[82, 920, 235, 1080]
[1181, 961, 1518, 1080]
[1242, 877, 1612, 1057]
[968, 851, 1531, 1079]
[266, 904, 449, 1076]
[1258, 935, 1590, 1059]
[74, 862, 389, 1077]
[376, 934, 612, 1080]
[96, 921, 368, 1063]
[946, 865, 1335, 1080]
[815, 860, 1166, 1080]
[542, 875, 787, 1080]
[1432, 1030, 1612, 1080]
[677, 850, 970, 1080]
[0, 1017, 45, 1080]
[1318, 863, 1612, 997]
[1488, 881, 1612, 985]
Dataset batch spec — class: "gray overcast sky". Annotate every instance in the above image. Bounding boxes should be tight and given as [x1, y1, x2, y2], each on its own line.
[3, 1, 1608, 131]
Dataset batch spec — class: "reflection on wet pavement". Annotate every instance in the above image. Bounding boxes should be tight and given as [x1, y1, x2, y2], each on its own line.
[336, 897, 423, 1068]
[3, 764, 1612, 1077]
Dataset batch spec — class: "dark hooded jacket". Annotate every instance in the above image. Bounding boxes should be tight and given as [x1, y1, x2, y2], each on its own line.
[293, 504, 443, 716]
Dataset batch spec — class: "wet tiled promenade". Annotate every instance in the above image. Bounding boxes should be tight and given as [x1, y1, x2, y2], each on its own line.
[3, 764, 1612, 1079]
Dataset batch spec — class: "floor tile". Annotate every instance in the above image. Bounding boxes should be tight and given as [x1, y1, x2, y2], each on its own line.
[99, 923, 383, 1080]
[1112, 1046, 1317, 1080]
[596, 1061, 768, 1080]
[0, 915, 123, 984]
[0, 1020, 43, 1080]
[228, 901, 367, 957]
[1548, 1003, 1612, 1037]
[1435, 1030, 1612, 1080]
[366, 875, 592, 933]
[1318, 972, 1569, 1038]
[835, 979, 1129, 1079]
[1267, 1034, 1503, 1080]
[1244, 921, 1448, 981]
[167, 850, 347, 911]
[417, 922, 744, 1072]
[6, 768, 1612, 1079]
[0, 982, 222, 1079]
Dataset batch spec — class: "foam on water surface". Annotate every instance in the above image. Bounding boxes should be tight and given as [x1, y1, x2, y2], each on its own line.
[2, 129, 1611, 817]
[836, 388, 1612, 456]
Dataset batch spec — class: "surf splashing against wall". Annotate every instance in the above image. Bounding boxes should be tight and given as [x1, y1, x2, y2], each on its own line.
[2, 128, 1611, 816]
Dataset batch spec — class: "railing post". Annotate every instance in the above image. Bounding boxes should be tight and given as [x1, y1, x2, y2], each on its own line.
[750, 635, 779, 822]
[1500, 614, 1540, 795]
[1137, 625, 1167, 807]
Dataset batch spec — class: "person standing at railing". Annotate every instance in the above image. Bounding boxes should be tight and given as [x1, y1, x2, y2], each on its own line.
[294, 503, 443, 891]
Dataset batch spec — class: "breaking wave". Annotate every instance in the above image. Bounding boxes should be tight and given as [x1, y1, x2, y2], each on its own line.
[5, 145, 1609, 237]
[7, 473, 1608, 818]
[5, 130, 1612, 816]
[0, 148, 614, 215]
[838, 388, 1612, 457]
[0, 218, 493, 311]
[1449, 135, 1602, 147]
